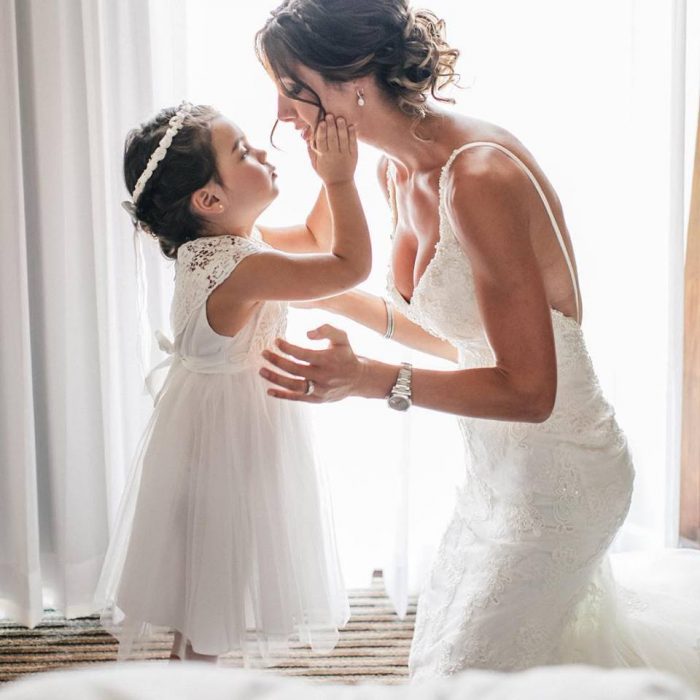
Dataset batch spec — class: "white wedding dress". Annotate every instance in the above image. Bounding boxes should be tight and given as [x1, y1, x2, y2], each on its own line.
[385, 142, 700, 690]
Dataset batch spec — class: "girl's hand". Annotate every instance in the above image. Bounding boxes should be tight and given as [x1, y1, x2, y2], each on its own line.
[259, 325, 364, 403]
[307, 114, 357, 186]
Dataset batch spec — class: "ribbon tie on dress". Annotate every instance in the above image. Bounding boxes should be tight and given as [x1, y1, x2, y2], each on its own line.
[154, 329, 175, 354]
[144, 329, 177, 405]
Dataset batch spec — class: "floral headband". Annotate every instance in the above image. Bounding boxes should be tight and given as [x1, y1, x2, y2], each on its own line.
[121, 101, 193, 226]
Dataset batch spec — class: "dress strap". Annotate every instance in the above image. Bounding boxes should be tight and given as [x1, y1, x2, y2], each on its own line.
[440, 141, 581, 324]
[144, 330, 176, 406]
[385, 159, 399, 239]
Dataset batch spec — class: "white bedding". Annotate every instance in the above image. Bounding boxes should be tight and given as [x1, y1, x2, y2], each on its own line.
[0, 662, 697, 700]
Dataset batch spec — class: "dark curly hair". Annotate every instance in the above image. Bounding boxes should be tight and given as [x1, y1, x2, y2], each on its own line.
[255, 0, 460, 136]
[123, 104, 221, 260]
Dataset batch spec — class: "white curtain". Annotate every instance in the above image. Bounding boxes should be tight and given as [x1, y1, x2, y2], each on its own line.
[0, 0, 184, 627]
[1, 0, 697, 627]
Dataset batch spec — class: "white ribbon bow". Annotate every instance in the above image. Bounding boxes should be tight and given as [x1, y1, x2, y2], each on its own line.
[144, 329, 177, 405]
[154, 329, 175, 354]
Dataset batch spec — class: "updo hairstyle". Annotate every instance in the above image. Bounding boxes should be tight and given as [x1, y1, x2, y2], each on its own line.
[255, 0, 460, 126]
[123, 104, 221, 260]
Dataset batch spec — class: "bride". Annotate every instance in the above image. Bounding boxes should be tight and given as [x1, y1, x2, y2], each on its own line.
[254, 0, 700, 690]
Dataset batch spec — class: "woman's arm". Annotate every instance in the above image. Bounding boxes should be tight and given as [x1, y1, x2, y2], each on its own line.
[259, 147, 558, 423]
[256, 187, 332, 253]
[309, 289, 458, 363]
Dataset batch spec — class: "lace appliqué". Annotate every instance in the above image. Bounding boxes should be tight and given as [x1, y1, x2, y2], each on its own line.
[558, 576, 609, 663]
[412, 429, 634, 677]
[504, 497, 545, 540]
[455, 473, 494, 525]
[249, 301, 288, 355]
[620, 587, 650, 614]
[432, 553, 526, 675]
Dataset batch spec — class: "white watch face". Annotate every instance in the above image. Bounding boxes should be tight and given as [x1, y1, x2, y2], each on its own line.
[388, 394, 411, 411]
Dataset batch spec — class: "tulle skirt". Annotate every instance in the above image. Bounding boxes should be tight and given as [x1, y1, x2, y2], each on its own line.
[557, 548, 700, 693]
[94, 359, 350, 662]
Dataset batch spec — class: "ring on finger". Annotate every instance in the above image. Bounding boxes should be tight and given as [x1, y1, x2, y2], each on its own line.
[304, 379, 315, 396]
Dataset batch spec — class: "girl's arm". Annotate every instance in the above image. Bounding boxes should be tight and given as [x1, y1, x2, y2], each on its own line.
[256, 187, 332, 254]
[213, 115, 371, 303]
[308, 290, 458, 363]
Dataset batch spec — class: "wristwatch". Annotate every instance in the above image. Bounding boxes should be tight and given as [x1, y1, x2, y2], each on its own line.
[387, 362, 413, 411]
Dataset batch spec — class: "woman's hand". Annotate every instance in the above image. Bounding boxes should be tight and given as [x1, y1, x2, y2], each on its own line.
[259, 324, 365, 403]
[307, 114, 357, 186]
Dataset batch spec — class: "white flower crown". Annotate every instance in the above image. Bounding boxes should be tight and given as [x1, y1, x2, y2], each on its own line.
[121, 101, 193, 225]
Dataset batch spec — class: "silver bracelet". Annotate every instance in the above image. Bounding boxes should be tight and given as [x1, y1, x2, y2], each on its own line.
[382, 297, 395, 339]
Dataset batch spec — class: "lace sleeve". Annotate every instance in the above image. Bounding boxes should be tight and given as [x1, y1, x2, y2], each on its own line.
[170, 234, 263, 337]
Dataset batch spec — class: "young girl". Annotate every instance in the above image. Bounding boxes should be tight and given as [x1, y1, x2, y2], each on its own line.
[94, 101, 368, 664]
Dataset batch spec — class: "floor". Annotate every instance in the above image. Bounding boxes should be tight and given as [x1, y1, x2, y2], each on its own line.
[0, 572, 416, 685]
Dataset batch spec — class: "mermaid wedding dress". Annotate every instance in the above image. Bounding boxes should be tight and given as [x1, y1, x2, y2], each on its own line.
[385, 142, 700, 690]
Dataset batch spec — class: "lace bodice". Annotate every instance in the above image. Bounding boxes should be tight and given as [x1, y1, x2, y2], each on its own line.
[145, 229, 287, 402]
[172, 231, 283, 341]
[171, 234, 261, 337]
[384, 142, 584, 368]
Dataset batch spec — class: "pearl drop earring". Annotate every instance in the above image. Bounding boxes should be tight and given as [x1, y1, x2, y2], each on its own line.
[356, 88, 365, 107]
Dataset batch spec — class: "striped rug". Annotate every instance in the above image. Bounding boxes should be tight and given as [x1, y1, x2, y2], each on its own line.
[0, 572, 415, 685]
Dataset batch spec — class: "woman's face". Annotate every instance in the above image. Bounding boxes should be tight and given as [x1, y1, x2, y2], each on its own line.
[272, 62, 365, 143]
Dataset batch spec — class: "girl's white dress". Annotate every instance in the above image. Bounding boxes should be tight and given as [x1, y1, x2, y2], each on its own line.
[94, 229, 350, 661]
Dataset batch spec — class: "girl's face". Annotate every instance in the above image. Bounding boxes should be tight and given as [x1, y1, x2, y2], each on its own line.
[272, 62, 365, 143]
[208, 116, 278, 224]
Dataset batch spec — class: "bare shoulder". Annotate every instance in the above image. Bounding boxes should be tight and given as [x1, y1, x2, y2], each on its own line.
[444, 116, 563, 213]
[443, 142, 531, 230]
[435, 123, 542, 267]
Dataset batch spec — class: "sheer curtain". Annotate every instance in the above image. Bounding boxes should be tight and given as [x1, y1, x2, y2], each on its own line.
[1, 0, 696, 627]
[0, 0, 184, 627]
